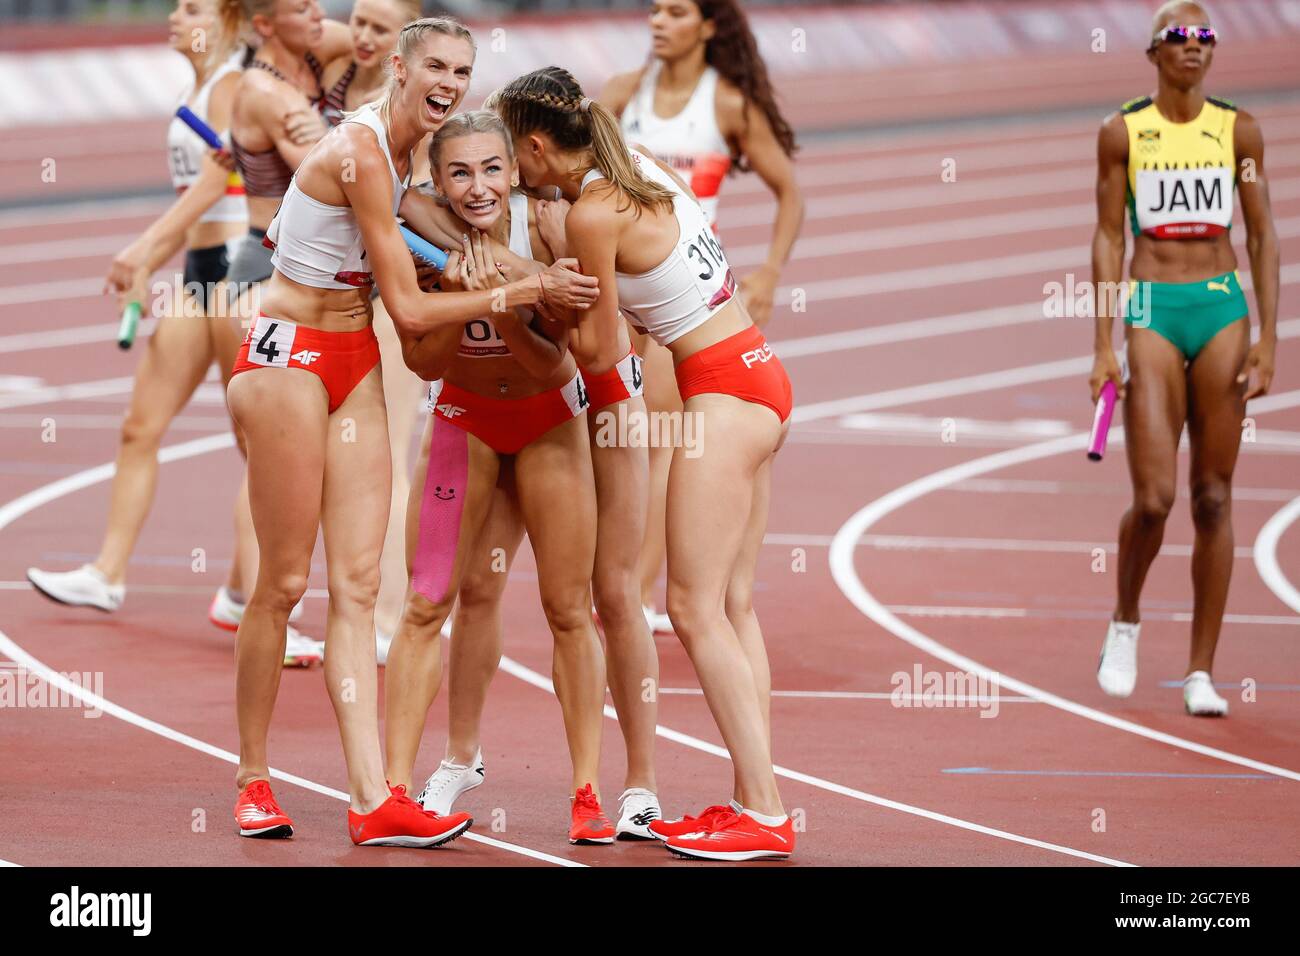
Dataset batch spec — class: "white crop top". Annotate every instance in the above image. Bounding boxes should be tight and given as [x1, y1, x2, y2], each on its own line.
[166, 58, 246, 224]
[620, 61, 731, 227]
[458, 192, 533, 358]
[582, 149, 737, 346]
[265, 103, 412, 289]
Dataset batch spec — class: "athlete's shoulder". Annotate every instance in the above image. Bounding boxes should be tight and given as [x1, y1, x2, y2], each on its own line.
[1120, 95, 1153, 115]
[601, 70, 644, 115]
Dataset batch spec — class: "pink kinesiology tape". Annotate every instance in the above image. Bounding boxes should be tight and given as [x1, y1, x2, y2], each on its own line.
[412, 418, 468, 603]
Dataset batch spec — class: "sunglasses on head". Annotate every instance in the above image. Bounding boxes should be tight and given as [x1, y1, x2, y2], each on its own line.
[1150, 24, 1218, 48]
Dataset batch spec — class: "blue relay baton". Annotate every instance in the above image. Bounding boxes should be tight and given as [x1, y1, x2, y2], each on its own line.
[175, 105, 225, 150]
[400, 225, 449, 270]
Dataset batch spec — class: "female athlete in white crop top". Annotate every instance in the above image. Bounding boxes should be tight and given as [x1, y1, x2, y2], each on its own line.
[223, 19, 599, 850]
[27, 0, 261, 649]
[497, 67, 795, 862]
[603, 0, 803, 637]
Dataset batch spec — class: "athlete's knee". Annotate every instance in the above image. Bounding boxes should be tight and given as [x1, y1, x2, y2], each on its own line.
[1132, 485, 1175, 524]
[328, 559, 381, 614]
[724, 580, 754, 622]
[400, 590, 452, 641]
[539, 586, 592, 639]
[257, 570, 309, 614]
[592, 571, 640, 635]
[119, 407, 166, 452]
[665, 582, 723, 641]
[1190, 479, 1232, 531]
[457, 565, 509, 612]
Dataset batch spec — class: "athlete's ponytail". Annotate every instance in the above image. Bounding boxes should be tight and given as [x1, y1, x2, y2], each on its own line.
[496, 67, 675, 218]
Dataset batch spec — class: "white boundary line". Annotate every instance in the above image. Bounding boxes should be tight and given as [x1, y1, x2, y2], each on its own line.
[827, 421, 1300, 783]
[1252, 495, 1300, 616]
[0, 433, 582, 869]
[0, 434, 1133, 866]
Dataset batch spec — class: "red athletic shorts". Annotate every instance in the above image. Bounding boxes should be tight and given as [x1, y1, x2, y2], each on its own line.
[426, 371, 588, 455]
[231, 313, 380, 414]
[673, 325, 793, 423]
[580, 349, 644, 413]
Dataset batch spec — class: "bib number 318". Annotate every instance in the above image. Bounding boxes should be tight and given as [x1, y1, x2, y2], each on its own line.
[683, 228, 727, 281]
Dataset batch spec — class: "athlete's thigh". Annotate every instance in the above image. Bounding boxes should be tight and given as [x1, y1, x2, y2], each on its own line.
[1186, 317, 1249, 483]
[227, 367, 329, 565]
[458, 466, 526, 603]
[667, 396, 779, 598]
[128, 307, 216, 426]
[320, 366, 391, 577]
[515, 414, 598, 593]
[1123, 326, 1187, 493]
[588, 398, 650, 576]
[727, 452, 773, 605]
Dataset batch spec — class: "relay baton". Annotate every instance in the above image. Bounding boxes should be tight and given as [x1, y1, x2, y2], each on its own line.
[400, 225, 449, 270]
[1087, 379, 1118, 461]
[117, 301, 141, 350]
[175, 105, 225, 151]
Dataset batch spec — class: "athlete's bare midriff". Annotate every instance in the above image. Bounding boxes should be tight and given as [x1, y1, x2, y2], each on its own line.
[256, 272, 373, 332]
[445, 341, 578, 400]
[1130, 232, 1238, 284]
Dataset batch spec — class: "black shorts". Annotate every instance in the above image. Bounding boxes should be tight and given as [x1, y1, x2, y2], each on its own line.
[183, 243, 230, 312]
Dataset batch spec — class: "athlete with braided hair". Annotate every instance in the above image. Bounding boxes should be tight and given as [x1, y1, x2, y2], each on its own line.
[496, 67, 795, 861]
[601, 0, 803, 637]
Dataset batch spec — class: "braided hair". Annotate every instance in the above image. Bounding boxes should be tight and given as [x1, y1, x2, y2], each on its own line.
[496, 67, 675, 217]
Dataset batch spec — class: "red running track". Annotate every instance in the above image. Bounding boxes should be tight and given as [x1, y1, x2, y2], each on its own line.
[1, 68, 1298, 868]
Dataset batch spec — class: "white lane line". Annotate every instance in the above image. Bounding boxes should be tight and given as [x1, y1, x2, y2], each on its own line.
[656, 687, 1040, 703]
[0, 434, 582, 868]
[0, 858, 21, 866]
[792, 321, 1300, 424]
[764, 531, 1258, 560]
[1252, 495, 1300, 616]
[827, 421, 1300, 783]
[949, 478, 1300, 502]
[495, 655, 1132, 866]
[884, 605, 1300, 627]
[0, 376, 137, 410]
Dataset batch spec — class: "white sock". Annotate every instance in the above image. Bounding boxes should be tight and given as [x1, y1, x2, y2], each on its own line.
[741, 807, 787, 828]
[728, 799, 741, 812]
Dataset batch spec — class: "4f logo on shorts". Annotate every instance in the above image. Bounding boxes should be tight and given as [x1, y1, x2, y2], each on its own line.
[741, 344, 774, 369]
[291, 350, 321, 366]
[437, 403, 466, 419]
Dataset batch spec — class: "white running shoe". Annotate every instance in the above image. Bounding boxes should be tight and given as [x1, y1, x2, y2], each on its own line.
[417, 750, 485, 815]
[1184, 671, 1229, 716]
[615, 787, 662, 841]
[26, 564, 124, 612]
[643, 604, 674, 635]
[209, 587, 305, 632]
[1097, 620, 1140, 698]
[375, 628, 393, 666]
[283, 626, 324, 668]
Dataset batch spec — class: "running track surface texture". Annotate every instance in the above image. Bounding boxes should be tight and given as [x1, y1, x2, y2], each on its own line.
[1, 56, 1299, 868]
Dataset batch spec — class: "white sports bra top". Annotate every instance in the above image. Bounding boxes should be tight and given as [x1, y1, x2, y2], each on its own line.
[458, 192, 533, 358]
[581, 149, 736, 347]
[620, 61, 731, 227]
[167, 58, 246, 224]
[265, 104, 411, 289]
